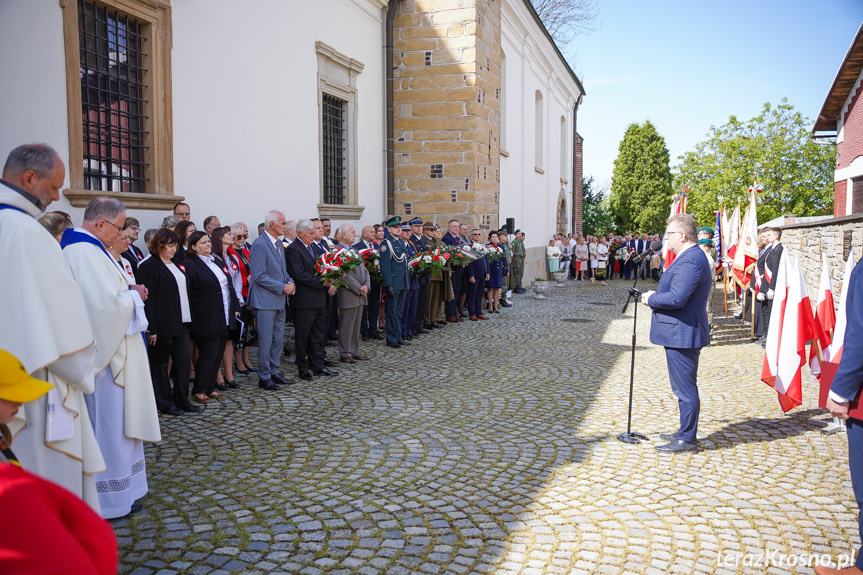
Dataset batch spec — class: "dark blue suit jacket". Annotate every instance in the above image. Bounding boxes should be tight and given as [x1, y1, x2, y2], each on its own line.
[830, 263, 863, 408]
[647, 244, 712, 349]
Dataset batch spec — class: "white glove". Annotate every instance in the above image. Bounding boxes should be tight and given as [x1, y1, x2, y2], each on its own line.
[766, 289, 775, 300]
[756, 292, 766, 301]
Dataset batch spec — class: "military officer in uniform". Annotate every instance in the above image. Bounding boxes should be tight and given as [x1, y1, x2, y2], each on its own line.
[407, 217, 430, 336]
[400, 222, 421, 341]
[511, 229, 526, 293]
[380, 216, 410, 348]
[422, 222, 445, 329]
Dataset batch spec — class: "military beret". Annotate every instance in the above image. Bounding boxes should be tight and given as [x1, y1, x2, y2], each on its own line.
[409, 217, 423, 225]
[698, 226, 715, 235]
[514, 229, 522, 234]
[385, 215, 401, 228]
[497, 229, 508, 235]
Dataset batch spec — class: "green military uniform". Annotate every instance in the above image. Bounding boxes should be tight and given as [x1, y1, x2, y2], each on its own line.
[511, 231, 526, 292]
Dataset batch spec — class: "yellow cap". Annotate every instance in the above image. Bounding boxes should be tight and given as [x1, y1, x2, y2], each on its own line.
[0, 349, 54, 403]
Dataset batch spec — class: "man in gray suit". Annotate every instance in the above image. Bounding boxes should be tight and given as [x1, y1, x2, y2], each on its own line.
[335, 224, 371, 363]
[249, 210, 296, 390]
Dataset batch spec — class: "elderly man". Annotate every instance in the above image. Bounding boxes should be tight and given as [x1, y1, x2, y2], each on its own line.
[640, 214, 712, 453]
[203, 215, 221, 234]
[63, 197, 161, 517]
[353, 225, 382, 340]
[442, 219, 467, 321]
[286, 219, 339, 379]
[249, 210, 296, 390]
[0, 144, 105, 511]
[173, 202, 190, 221]
[336, 224, 371, 363]
[285, 220, 297, 244]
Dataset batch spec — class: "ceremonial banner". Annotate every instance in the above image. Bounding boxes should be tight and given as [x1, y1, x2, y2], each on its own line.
[809, 252, 836, 376]
[663, 189, 687, 269]
[731, 187, 758, 287]
[725, 204, 740, 265]
[713, 210, 723, 269]
[761, 255, 815, 412]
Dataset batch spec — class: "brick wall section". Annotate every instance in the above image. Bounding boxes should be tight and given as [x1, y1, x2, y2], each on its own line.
[835, 179, 847, 217]
[574, 132, 583, 234]
[838, 81, 863, 170]
[392, 0, 501, 230]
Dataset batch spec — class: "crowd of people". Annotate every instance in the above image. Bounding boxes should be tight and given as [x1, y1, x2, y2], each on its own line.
[545, 231, 667, 285]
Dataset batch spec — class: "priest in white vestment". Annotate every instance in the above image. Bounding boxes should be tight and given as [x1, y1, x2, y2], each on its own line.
[62, 196, 161, 519]
[0, 144, 105, 511]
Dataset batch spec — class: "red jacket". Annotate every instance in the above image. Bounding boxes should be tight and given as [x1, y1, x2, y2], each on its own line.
[0, 465, 117, 575]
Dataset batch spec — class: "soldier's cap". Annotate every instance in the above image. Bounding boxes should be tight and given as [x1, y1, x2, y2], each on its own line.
[409, 217, 424, 226]
[422, 222, 435, 230]
[497, 228, 508, 235]
[698, 226, 715, 235]
[514, 229, 522, 234]
[400, 222, 412, 231]
[385, 216, 401, 228]
[698, 238, 713, 245]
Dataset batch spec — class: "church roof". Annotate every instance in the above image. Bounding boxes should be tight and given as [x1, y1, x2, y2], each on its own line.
[813, 23, 863, 133]
[520, 0, 586, 97]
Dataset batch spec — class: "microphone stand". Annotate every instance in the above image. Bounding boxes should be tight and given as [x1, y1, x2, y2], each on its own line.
[617, 256, 649, 445]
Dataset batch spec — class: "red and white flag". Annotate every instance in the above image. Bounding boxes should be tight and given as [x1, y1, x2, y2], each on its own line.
[731, 188, 758, 287]
[761, 255, 815, 412]
[809, 252, 836, 376]
[724, 204, 740, 264]
[662, 191, 685, 270]
[825, 249, 856, 365]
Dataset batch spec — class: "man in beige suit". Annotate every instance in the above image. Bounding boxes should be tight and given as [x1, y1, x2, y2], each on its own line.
[336, 224, 371, 363]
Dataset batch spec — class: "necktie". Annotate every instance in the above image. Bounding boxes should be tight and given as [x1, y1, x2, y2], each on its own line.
[308, 243, 315, 260]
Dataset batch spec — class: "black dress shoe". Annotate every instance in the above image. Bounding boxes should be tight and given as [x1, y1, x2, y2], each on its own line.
[182, 404, 202, 413]
[258, 379, 279, 391]
[436, 320, 447, 325]
[387, 342, 401, 348]
[272, 373, 295, 385]
[370, 333, 383, 340]
[500, 300, 512, 308]
[399, 340, 411, 346]
[659, 432, 679, 441]
[224, 379, 239, 389]
[314, 368, 340, 377]
[324, 358, 335, 367]
[298, 371, 313, 381]
[403, 334, 413, 341]
[160, 406, 184, 416]
[127, 502, 144, 516]
[215, 382, 229, 391]
[415, 328, 429, 334]
[655, 439, 698, 453]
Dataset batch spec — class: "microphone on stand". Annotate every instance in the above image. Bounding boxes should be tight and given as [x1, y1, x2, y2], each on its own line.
[630, 240, 663, 265]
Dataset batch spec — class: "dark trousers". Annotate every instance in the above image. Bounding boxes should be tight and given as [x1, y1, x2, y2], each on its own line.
[361, 284, 381, 337]
[152, 327, 193, 411]
[624, 260, 633, 279]
[847, 419, 863, 569]
[385, 288, 406, 344]
[665, 347, 701, 443]
[402, 287, 419, 337]
[445, 267, 463, 319]
[467, 276, 486, 317]
[294, 306, 327, 373]
[324, 294, 338, 339]
[192, 332, 228, 396]
[413, 282, 428, 332]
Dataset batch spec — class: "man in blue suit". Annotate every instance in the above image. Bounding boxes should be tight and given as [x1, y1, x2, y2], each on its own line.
[249, 210, 296, 390]
[822, 263, 863, 575]
[640, 214, 712, 453]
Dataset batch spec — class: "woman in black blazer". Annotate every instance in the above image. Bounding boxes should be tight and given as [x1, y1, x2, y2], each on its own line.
[137, 229, 199, 416]
[184, 231, 239, 403]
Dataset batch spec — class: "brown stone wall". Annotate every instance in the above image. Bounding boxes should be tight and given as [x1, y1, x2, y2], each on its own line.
[392, 0, 501, 230]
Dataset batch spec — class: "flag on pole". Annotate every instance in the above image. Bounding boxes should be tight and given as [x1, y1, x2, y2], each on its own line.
[663, 188, 687, 269]
[725, 203, 740, 266]
[761, 254, 815, 412]
[826, 249, 856, 365]
[730, 186, 758, 287]
[713, 210, 723, 269]
[809, 252, 836, 376]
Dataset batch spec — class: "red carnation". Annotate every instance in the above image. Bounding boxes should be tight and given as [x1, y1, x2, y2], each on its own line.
[432, 255, 439, 261]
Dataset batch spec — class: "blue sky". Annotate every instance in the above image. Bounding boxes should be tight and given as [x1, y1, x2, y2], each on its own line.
[568, 1, 863, 192]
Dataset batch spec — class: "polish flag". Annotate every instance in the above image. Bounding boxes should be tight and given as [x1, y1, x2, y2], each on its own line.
[761, 254, 815, 412]
[731, 188, 758, 287]
[825, 249, 856, 365]
[725, 204, 740, 264]
[662, 192, 682, 270]
[809, 253, 836, 376]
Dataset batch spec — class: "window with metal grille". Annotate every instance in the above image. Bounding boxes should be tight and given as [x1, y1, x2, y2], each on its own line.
[78, 0, 148, 193]
[322, 94, 347, 205]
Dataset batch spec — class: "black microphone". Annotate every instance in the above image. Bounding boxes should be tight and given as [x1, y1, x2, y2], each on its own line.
[630, 240, 663, 265]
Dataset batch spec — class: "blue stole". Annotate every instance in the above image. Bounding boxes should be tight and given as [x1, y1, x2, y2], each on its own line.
[0, 204, 29, 215]
[61, 228, 116, 265]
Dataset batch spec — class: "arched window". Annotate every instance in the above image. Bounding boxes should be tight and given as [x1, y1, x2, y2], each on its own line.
[535, 90, 544, 169]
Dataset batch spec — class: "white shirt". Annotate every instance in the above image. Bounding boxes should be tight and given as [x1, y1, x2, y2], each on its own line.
[165, 262, 191, 323]
[201, 254, 230, 325]
[266, 230, 280, 249]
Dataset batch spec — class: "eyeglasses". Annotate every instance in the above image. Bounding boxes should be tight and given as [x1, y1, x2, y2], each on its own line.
[665, 230, 684, 238]
[101, 219, 123, 231]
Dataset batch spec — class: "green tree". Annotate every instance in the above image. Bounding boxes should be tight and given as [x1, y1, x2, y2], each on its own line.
[581, 176, 615, 236]
[609, 120, 674, 233]
[674, 99, 836, 226]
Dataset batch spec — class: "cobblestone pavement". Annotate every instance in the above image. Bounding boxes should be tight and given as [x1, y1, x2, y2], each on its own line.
[115, 279, 858, 575]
